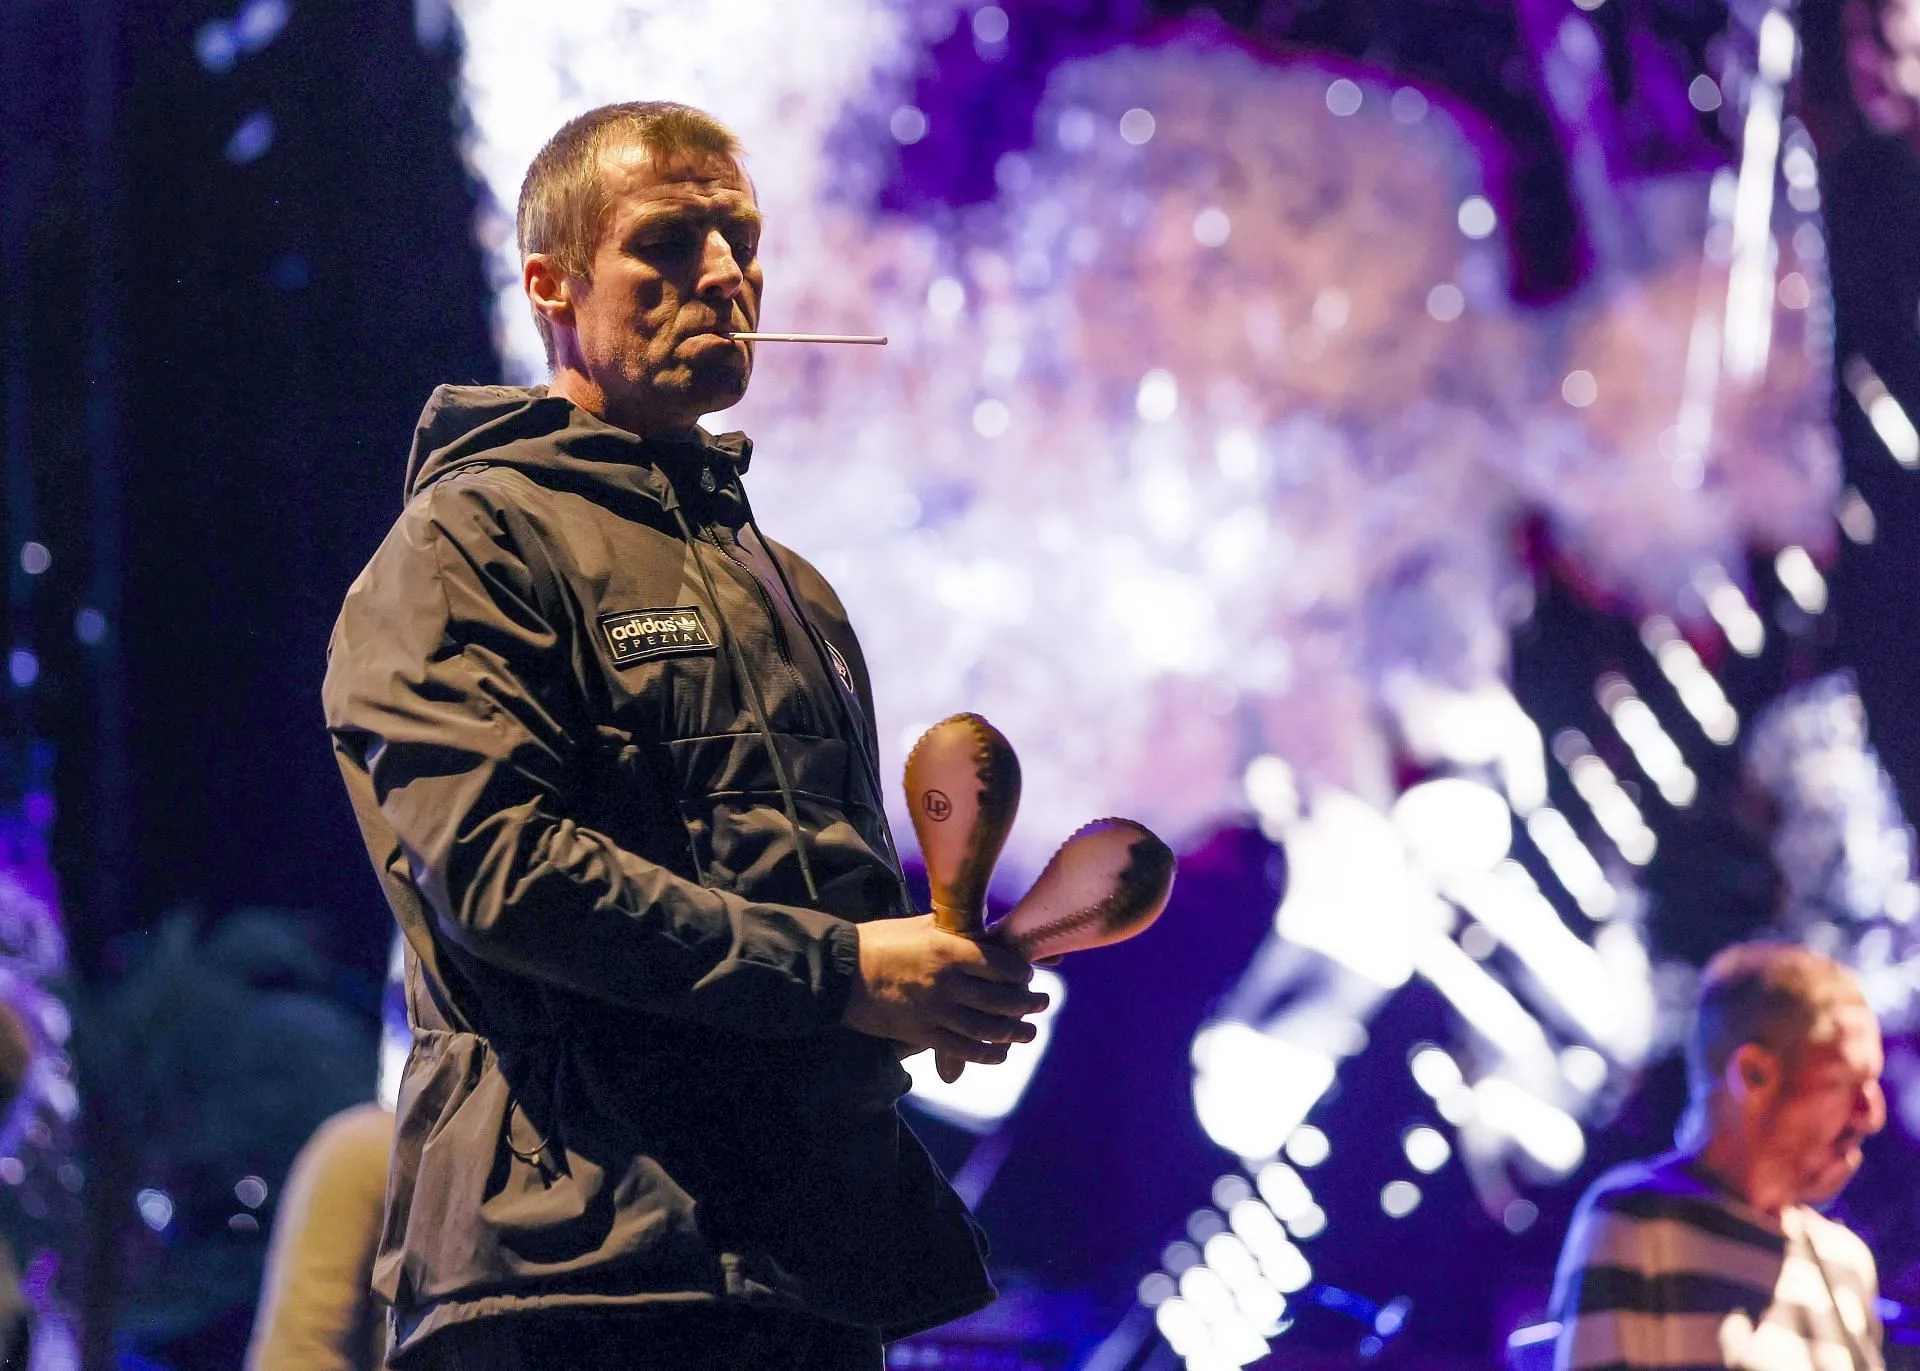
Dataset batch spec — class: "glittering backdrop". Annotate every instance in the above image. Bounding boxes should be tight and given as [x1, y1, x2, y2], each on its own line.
[438, 4, 1875, 1362]
[0, 747, 79, 1366]
[1747, 671, 1920, 1017]
[449, 0, 1834, 876]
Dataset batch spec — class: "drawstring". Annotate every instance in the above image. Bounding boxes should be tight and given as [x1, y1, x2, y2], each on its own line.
[668, 501, 822, 906]
[740, 499, 919, 920]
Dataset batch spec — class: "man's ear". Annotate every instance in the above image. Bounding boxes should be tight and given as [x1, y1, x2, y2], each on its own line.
[1726, 1042, 1779, 1103]
[523, 253, 577, 334]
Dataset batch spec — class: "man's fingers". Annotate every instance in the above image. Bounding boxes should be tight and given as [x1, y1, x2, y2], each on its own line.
[932, 1030, 1012, 1066]
[959, 938, 1037, 986]
[941, 1003, 1037, 1045]
[953, 977, 1051, 1019]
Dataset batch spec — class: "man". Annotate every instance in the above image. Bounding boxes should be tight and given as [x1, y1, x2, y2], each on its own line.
[1550, 942, 1888, 1371]
[322, 102, 1049, 1370]
[244, 938, 407, 1371]
[0, 1001, 34, 1371]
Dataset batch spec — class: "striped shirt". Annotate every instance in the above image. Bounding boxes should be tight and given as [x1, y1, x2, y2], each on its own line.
[1550, 1152, 1882, 1371]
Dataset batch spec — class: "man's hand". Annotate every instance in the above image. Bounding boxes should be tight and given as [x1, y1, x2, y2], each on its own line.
[842, 915, 1048, 1069]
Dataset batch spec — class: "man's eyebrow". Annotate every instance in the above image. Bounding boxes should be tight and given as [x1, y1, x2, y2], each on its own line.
[626, 200, 763, 232]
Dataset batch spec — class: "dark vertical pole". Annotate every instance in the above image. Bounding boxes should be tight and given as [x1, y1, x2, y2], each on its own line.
[77, 0, 131, 1365]
[0, 0, 40, 750]
[81, 0, 129, 960]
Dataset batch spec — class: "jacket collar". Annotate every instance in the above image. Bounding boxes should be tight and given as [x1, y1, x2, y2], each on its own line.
[402, 384, 754, 524]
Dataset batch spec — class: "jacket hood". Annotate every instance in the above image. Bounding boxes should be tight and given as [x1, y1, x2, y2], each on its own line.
[402, 383, 753, 510]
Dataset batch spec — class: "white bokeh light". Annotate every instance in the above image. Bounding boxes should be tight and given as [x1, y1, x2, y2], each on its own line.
[972, 398, 1012, 438]
[1119, 106, 1156, 144]
[1402, 1125, 1451, 1173]
[1457, 195, 1497, 238]
[1380, 1180, 1422, 1218]
[1136, 368, 1180, 422]
[889, 104, 928, 144]
[1192, 207, 1231, 247]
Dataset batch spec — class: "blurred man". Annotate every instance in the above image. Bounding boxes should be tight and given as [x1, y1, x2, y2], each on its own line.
[243, 1101, 392, 1371]
[244, 938, 407, 1371]
[322, 102, 1048, 1370]
[0, 1002, 34, 1371]
[1551, 942, 1887, 1370]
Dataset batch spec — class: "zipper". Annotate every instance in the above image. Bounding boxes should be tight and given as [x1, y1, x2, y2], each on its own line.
[701, 522, 818, 735]
[738, 502, 919, 920]
[671, 504, 821, 904]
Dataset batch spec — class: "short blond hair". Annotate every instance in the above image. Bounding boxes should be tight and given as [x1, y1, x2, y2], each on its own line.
[1687, 941, 1867, 1096]
[516, 102, 743, 366]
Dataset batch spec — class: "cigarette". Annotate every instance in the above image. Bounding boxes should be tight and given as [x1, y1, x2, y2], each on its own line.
[732, 332, 889, 345]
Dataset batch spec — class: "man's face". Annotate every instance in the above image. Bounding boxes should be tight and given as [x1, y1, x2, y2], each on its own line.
[1756, 1004, 1886, 1206]
[552, 144, 764, 432]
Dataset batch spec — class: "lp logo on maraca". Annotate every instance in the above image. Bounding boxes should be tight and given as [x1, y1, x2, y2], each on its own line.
[920, 790, 953, 822]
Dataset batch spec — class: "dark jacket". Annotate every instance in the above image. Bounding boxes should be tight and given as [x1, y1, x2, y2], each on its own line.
[321, 385, 992, 1363]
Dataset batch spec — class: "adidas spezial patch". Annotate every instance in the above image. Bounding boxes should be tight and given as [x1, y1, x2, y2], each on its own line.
[599, 607, 716, 666]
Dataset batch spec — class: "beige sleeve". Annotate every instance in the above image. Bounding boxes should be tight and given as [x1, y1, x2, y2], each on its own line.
[245, 1102, 396, 1371]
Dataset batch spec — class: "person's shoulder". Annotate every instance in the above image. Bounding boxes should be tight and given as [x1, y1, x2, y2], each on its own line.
[1576, 1153, 1792, 1256]
[1577, 1151, 1700, 1206]
[286, 1103, 396, 1204]
[1573, 1151, 1720, 1224]
[408, 461, 547, 526]
[307, 1099, 396, 1147]
[390, 464, 571, 580]
[1555, 1155, 1707, 1282]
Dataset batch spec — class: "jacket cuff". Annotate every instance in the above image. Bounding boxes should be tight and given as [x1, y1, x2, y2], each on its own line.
[818, 917, 863, 1026]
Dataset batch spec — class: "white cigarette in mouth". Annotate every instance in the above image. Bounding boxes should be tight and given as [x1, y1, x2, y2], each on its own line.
[731, 332, 889, 345]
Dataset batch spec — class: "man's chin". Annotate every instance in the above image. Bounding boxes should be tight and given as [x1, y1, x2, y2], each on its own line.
[690, 384, 748, 419]
[638, 366, 748, 426]
[1802, 1149, 1864, 1205]
[684, 357, 750, 411]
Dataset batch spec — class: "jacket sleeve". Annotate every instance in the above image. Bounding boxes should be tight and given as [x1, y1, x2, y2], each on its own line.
[323, 481, 862, 1037]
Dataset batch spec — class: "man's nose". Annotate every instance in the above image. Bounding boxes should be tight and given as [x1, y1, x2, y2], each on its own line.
[698, 230, 744, 300]
[1861, 1078, 1887, 1135]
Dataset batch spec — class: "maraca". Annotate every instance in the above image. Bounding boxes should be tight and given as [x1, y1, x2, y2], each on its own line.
[987, 817, 1177, 961]
[902, 714, 1022, 1081]
[903, 713, 1022, 936]
[902, 716, 1178, 1082]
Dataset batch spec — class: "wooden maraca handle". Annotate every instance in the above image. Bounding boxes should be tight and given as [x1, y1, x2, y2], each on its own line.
[902, 714, 1021, 935]
[987, 818, 1176, 961]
